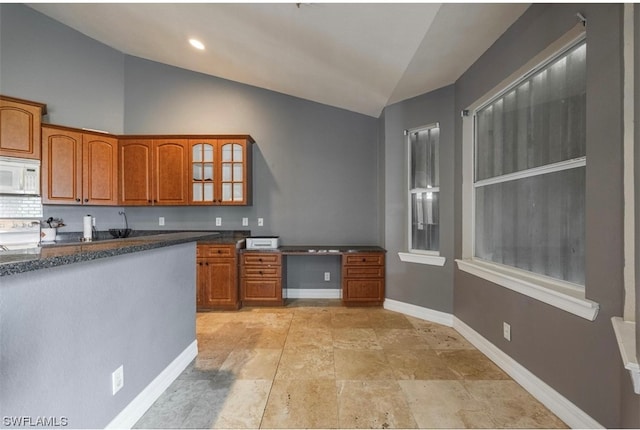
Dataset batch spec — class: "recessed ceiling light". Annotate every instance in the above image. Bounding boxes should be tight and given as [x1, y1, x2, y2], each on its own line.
[189, 39, 205, 50]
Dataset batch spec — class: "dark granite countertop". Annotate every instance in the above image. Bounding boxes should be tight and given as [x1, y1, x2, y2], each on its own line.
[0, 230, 249, 277]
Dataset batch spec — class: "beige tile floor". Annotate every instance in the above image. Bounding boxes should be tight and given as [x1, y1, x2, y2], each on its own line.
[134, 299, 567, 429]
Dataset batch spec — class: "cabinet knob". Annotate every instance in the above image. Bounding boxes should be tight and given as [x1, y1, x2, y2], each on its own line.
[217, 249, 222, 254]
[259, 271, 263, 275]
[362, 258, 366, 262]
[154, 199, 157, 203]
[84, 198, 89, 203]
[205, 262, 209, 266]
[76, 198, 81, 202]
[198, 262, 203, 266]
[148, 200, 152, 203]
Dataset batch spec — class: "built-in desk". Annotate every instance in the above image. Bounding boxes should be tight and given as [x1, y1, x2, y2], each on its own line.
[239, 246, 386, 306]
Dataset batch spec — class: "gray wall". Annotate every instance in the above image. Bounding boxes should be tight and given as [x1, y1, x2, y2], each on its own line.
[454, 4, 628, 427]
[381, 86, 455, 312]
[121, 56, 379, 248]
[0, 243, 196, 428]
[0, 4, 124, 133]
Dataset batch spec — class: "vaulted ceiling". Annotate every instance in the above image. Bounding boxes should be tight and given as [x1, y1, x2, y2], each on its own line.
[28, 3, 529, 117]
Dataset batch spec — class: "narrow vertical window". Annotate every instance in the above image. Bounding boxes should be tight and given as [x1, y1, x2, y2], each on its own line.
[400, 123, 445, 266]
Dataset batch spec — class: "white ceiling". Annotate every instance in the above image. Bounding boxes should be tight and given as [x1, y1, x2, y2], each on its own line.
[27, 3, 529, 117]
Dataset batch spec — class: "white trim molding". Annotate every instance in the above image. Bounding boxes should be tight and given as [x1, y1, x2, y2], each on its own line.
[456, 258, 599, 321]
[398, 252, 446, 266]
[453, 317, 604, 429]
[284, 288, 341, 299]
[384, 298, 453, 326]
[105, 340, 198, 429]
[611, 317, 640, 394]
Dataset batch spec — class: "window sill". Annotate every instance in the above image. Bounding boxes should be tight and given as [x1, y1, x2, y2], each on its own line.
[611, 317, 640, 394]
[455, 258, 599, 321]
[398, 252, 446, 266]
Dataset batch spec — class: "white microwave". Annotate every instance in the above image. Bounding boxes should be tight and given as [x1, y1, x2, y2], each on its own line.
[0, 156, 40, 195]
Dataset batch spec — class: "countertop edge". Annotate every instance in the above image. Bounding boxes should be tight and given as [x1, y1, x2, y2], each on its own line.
[1, 232, 224, 277]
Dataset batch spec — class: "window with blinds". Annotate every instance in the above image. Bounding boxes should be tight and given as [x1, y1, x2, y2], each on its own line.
[473, 40, 586, 285]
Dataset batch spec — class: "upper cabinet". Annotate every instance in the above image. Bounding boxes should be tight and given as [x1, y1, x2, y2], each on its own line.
[0, 95, 47, 159]
[119, 138, 189, 206]
[189, 137, 253, 206]
[41, 124, 118, 205]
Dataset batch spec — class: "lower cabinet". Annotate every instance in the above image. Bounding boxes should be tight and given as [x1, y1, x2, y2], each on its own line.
[240, 252, 284, 306]
[196, 244, 239, 310]
[341, 252, 385, 306]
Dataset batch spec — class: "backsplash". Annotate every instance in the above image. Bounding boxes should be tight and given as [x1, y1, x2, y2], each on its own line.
[0, 196, 43, 218]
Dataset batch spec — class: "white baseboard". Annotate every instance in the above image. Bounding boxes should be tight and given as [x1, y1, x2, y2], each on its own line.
[105, 340, 198, 429]
[453, 317, 603, 429]
[285, 288, 341, 299]
[383, 298, 453, 326]
[384, 298, 602, 429]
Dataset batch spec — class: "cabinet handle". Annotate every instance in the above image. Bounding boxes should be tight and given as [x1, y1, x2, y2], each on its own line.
[258, 258, 263, 262]
[76, 198, 81, 202]
[198, 262, 203, 266]
[217, 249, 222, 254]
[148, 200, 152, 203]
[205, 262, 209, 266]
[154, 199, 157, 203]
[362, 258, 366, 262]
[84, 198, 89, 203]
[259, 271, 263, 275]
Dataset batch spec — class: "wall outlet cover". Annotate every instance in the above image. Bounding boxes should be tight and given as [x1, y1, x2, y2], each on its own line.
[112, 365, 124, 395]
[242, 217, 249, 226]
[503, 322, 511, 341]
[216, 217, 222, 226]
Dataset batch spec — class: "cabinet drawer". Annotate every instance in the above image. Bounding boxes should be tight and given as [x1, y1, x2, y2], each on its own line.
[343, 253, 384, 266]
[198, 245, 235, 258]
[344, 266, 384, 278]
[242, 279, 281, 300]
[242, 253, 281, 266]
[242, 266, 281, 278]
[343, 279, 384, 301]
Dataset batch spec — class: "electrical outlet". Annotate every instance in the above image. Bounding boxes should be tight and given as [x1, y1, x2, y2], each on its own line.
[258, 218, 264, 226]
[216, 217, 222, 226]
[242, 217, 249, 226]
[159, 217, 165, 226]
[503, 322, 511, 341]
[324, 272, 331, 281]
[112, 365, 124, 395]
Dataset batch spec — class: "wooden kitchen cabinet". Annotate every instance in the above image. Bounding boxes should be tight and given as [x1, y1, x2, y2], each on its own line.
[341, 252, 385, 306]
[119, 138, 189, 205]
[189, 137, 253, 206]
[240, 252, 284, 306]
[41, 124, 118, 205]
[0, 95, 46, 159]
[196, 244, 239, 310]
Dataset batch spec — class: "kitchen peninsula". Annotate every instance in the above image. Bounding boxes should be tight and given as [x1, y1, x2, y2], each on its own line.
[0, 230, 242, 429]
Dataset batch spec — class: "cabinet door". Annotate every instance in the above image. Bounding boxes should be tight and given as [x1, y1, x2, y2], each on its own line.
[189, 139, 216, 205]
[197, 257, 238, 310]
[41, 126, 83, 204]
[154, 139, 189, 205]
[219, 139, 252, 205]
[0, 97, 44, 159]
[119, 139, 153, 205]
[83, 134, 118, 205]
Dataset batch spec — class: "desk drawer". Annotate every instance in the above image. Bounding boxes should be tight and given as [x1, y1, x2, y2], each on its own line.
[344, 266, 384, 278]
[242, 253, 281, 266]
[343, 253, 384, 266]
[343, 279, 384, 301]
[198, 245, 236, 258]
[242, 266, 282, 278]
[242, 279, 281, 300]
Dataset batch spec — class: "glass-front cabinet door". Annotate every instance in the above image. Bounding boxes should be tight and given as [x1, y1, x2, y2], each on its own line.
[191, 140, 215, 204]
[221, 141, 245, 204]
[188, 137, 253, 206]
